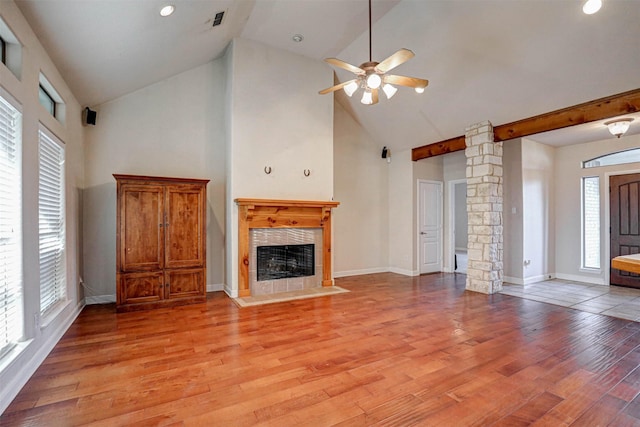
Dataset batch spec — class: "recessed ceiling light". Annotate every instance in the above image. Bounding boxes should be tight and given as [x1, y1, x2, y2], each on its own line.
[292, 34, 304, 43]
[582, 0, 602, 14]
[160, 5, 175, 17]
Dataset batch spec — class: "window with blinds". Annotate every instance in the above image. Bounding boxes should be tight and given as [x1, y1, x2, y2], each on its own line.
[38, 127, 66, 315]
[0, 93, 22, 358]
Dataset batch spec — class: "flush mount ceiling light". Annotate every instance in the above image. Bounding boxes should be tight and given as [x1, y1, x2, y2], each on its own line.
[605, 118, 634, 138]
[582, 0, 602, 14]
[318, 0, 428, 105]
[160, 5, 175, 17]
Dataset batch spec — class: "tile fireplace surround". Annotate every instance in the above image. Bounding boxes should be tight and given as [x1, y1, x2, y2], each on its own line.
[250, 228, 322, 296]
[235, 199, 340, 297]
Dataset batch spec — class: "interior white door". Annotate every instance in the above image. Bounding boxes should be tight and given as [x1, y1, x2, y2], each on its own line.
[419, 180, 443, 274]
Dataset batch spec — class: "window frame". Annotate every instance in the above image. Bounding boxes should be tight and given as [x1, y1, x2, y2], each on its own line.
[581, 175, 601, 271]
[0, 89, 23, 359]
[0, 35, 6, 65]
[38, 125, 66, 317]
[38, 84, 56, 117]
[583, 147, 640, 169]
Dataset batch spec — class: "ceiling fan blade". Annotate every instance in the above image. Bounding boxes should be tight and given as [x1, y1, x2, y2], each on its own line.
[384, 74, 429, 89]
[318, 79, 358, 95]
[372, 88, 379, 105]
[375, 48, 415, 74]
[324, 58, 365, 75]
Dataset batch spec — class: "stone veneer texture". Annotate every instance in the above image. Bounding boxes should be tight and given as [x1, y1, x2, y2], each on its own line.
[465, 121, 503, 294]
[249, 228, 323, 296]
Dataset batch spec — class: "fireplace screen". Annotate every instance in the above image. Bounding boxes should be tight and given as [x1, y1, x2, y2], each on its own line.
[257, 244, 315, 281]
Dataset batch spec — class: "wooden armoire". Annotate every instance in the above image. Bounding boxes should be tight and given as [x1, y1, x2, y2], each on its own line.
[114, 174, 209, 312]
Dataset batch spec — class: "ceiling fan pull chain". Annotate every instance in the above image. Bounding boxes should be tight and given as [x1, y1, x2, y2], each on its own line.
[369, 0, 372, 62]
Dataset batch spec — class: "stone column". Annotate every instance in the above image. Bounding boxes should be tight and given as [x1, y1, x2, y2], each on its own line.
[465, 121, 503, 294]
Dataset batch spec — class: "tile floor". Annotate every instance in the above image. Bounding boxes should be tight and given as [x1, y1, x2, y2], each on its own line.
[501, 279, 640, 322]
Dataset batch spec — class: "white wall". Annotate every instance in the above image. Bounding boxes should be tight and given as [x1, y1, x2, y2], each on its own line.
[225, 38, 334, 296]
[333, 101, 389, 276]
[83, 61, 227, 300]
[503, 139, 524, 282]
[555, 133, 640, 285]
[0, 0, 85, 413]
[522, 138, 555, 283]
[388, 150, 415, 274]
[387, 151, 443, 276]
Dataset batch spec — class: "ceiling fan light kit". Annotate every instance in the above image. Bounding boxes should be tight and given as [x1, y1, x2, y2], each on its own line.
[319, 0, 428, 105]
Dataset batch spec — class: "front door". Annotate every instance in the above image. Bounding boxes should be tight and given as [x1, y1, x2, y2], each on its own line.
[419, 180, 443, 274]
[610, 173, 640, 289]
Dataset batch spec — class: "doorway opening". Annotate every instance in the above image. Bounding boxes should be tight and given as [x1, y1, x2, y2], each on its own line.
[451, 180, 467, 274]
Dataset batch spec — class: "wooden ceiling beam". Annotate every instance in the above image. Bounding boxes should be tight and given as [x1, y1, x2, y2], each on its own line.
[411, 135, 466, 161]
[412, 88, 640, 161]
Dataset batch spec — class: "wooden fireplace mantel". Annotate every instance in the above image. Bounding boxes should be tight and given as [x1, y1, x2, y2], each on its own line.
[235, 198, 340, 297]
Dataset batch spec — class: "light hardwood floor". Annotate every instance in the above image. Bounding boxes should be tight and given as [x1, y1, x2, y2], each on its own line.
[2, 273, 640, 426]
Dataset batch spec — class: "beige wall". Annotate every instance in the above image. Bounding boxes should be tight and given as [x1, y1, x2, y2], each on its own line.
[0, 0, 85, 413]
[522, 138, 555, 282]
[387, 149, 415, 274]
[333, 101, 389, 276]
[83, 61, 227, 300]
[225, 38, 334, 296]
[387, 150, 444, 276]
[503, 139, 524, 282]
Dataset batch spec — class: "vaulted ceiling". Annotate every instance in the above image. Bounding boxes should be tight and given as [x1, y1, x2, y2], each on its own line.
[14, 0, 640, 152]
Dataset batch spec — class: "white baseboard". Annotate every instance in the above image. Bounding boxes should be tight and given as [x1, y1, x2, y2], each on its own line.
[0, 300, 84, 414]
[555, 273, 605, 286]
[224, 284, 238, 298]
[85, 294, 116, 304]
[504, 274, 556, 286]
[503, 276, 525, 285]
[388, 267, 420, 277]
[207, 283, 224, 292]
[523, 274, 555, 285]
[506, 273, 606, 287]
[334, 267, 388, 278]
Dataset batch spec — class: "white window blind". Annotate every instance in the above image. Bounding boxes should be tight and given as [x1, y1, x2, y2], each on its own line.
[38, 127, 65, 315]
[0, 94, 22, 358]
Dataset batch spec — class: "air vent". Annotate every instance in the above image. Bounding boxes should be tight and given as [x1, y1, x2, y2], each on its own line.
[212, 11, 224, 27]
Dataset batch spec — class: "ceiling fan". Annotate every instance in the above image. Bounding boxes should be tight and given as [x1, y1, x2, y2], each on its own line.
[319, 0, 428, 105]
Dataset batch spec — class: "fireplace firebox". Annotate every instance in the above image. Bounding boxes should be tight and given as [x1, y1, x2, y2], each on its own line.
[257, 244, 315, 281]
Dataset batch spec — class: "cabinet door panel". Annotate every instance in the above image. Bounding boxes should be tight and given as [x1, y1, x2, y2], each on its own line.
[119, 272, 164, 305]
[120, 184, 164, 272]
[165, 269, 204, 299]
[165, 185, 205, 268]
